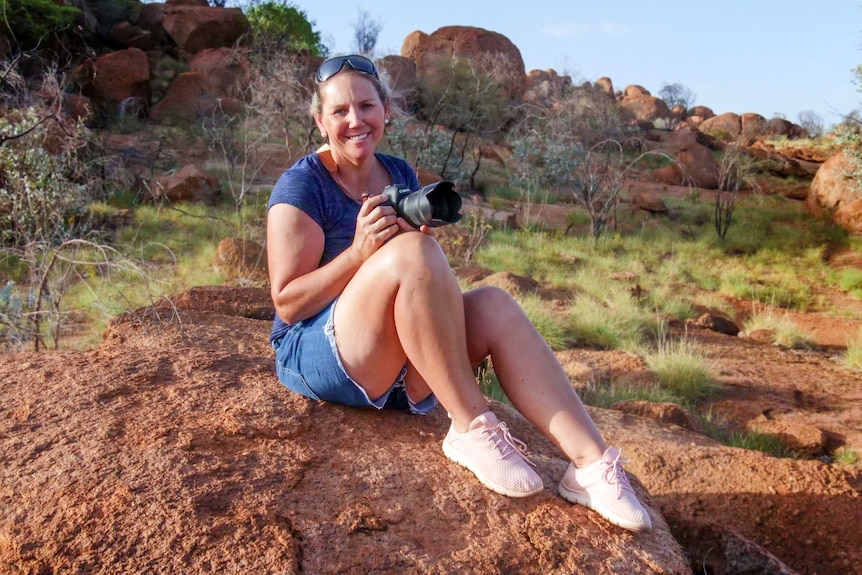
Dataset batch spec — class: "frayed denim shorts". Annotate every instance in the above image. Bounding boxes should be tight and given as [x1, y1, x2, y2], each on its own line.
[272, 299, 438, 415]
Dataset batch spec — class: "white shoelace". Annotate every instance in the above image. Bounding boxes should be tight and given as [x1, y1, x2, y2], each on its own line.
[602, 450, 635, 497]
[488, 422, 537, 467]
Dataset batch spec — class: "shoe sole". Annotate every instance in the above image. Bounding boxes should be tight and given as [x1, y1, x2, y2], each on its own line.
[558, 482, 652, 533]
[442, 441, 544, 498]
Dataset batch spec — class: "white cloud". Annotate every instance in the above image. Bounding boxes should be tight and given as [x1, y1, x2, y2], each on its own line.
[540, 22, 628, 38]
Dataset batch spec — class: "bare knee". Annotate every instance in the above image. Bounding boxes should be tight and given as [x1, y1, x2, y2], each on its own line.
[465, 286, 520, 321]
[372, 232, 450, 278]
[463, 286, 524, 361]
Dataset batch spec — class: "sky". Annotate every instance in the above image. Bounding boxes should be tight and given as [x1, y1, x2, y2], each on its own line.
[289, 0, 862, 129]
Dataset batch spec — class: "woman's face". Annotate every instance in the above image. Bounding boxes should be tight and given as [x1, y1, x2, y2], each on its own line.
[314, 72, 389, 167]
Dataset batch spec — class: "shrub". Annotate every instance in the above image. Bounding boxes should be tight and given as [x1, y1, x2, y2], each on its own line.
[0, 108, 92, 246]
[0, 0, 80, 52]
[242, 0, 326, 56]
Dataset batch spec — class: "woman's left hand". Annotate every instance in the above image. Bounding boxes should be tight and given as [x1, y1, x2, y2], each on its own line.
[394, 218, 433, 236]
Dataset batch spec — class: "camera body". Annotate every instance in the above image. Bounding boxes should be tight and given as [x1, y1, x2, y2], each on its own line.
[380, 180, 462, 228]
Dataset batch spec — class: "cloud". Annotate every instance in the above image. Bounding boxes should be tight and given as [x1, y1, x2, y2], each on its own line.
[540, 22, 628, 38]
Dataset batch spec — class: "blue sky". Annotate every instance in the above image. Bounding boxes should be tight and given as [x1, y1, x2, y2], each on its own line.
[290, 0, 861, 129]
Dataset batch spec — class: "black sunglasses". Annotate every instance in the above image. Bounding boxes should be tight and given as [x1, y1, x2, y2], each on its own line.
[315, 55, 378, 84]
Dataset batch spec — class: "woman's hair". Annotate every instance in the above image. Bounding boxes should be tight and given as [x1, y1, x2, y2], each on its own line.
[308, 67, 392, 118]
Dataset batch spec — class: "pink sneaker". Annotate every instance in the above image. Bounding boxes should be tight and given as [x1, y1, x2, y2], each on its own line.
[558, 446, 653, 532]
[442, 411, 544, 497]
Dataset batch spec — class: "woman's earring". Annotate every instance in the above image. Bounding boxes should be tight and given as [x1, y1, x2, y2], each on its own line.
[384, 118, 390, 125]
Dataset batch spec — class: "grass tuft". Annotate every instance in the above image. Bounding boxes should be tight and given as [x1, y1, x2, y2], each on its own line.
[742, 308, 814, 349]
[643, 330, 718, 405]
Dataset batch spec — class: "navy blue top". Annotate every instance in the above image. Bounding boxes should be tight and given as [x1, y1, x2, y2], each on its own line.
[267, 152, 420, 343]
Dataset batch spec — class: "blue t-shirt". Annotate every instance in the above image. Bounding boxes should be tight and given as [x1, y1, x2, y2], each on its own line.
[267, 152, 420, 343]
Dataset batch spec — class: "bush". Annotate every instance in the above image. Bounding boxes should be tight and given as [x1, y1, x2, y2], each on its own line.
[0, 108, 93, 246]
[242, 0, 326, 56]
[0, 0, 80, 52]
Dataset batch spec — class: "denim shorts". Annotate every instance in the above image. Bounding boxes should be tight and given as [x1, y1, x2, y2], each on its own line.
[272, 299, 438, 414]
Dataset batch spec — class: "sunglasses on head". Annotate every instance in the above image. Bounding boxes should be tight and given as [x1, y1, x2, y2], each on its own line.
[315, 54, 379, 84]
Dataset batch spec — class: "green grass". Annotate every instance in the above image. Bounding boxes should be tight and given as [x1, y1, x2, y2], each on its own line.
[742, 308, 814, 349]
[577, 379, 683, 408]
[839, 267, 862, 299]
[642, 332, 718, 405]
[841, 329, 862, 371]
[699, 409, 795, 458]
[833, 446, 860, 466]
[516, 293, 572, 351]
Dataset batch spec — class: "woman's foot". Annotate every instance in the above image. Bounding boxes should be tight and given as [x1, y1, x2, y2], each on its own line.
[442, 411, 544, 497]
[558, 446, 653, 532]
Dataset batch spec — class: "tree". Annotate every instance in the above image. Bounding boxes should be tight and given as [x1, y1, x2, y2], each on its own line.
[385, 53, 518, 187]
[797, 110, 823, 138]
[714, 144, 761, 240]
[658, 82, 696, 111]
[510, 88, 670, 239]
[242, 0, 326, 56]
[351, 9, 381, 56]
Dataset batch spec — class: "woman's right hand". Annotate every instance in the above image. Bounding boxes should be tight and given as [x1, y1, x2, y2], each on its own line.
[351, 193, 400, 261]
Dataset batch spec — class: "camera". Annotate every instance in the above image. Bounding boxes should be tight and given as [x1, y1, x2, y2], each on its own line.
[380, 180, 462, 228]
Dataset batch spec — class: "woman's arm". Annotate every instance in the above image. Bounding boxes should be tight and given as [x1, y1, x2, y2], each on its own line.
[267, 194, 400, 325]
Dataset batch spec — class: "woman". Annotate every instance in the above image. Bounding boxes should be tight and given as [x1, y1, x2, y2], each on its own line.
[266, 54, 652, 532]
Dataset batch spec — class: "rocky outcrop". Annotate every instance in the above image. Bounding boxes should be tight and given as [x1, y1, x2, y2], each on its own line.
[161, 4, 249, 55]
[620, 85, 672, 125]
[525, 69, 573, 104]
[78, 47, 151, 110]
[189, 47, 251, 99]
[0, 289, 691, 574]
[699, 112, 742, 141]
[402, 26, 527, 103]
[806, 150, 862, 234]
[650, 128, 720, 189]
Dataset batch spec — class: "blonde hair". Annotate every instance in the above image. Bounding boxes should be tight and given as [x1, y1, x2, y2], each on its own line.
[309, 66, 393, 118]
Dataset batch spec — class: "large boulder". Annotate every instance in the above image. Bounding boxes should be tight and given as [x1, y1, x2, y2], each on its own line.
[162, 5, 249, 55]
[189, 47, 251, 98]
[806, 150, 862, 234]
[525, 69, 573, 104]
[699, 112, 741, 141]
[213, 237, 268, 283]
[620, 85, 672, 125]
[0, 289, 691, 574]
[78, 47, 151, 112]
[650, 128, 720, 189]
[740, 113, 769, 140]
[149, 164, 221, 204]
[402, 26, 527, 103]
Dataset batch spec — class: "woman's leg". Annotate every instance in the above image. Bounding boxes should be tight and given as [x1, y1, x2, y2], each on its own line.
[462, 286, 652, 531]
[462, 286, 606, 467]
[332, 232, 486, 431]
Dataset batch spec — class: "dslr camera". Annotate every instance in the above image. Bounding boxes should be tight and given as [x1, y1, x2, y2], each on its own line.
[380, 180, 462, 228]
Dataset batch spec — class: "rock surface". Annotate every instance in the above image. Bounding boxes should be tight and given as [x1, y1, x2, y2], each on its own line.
[0, 288, 689, 575]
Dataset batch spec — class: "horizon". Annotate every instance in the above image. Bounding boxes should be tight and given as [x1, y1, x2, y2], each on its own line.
[289, 0, 861, 131]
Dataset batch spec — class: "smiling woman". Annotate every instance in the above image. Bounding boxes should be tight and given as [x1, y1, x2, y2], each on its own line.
[263, 53, 654, 533]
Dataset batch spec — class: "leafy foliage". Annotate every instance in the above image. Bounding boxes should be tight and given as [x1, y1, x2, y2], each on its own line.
[0, 0, 80, 52]
[242, 0, 326, 56]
